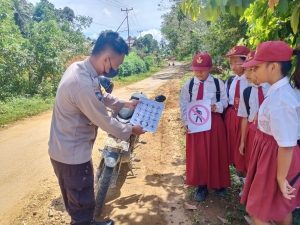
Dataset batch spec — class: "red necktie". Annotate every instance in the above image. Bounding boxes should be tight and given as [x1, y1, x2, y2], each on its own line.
[234, 80, 240, 111]
[254, 86, 265, 126]
[196, 81, 204, 100]
[258, 86, 264, 106]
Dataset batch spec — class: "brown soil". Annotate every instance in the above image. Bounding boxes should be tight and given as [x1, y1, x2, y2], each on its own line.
[0, 63, 250, 225]
[0, 64, 191, 225]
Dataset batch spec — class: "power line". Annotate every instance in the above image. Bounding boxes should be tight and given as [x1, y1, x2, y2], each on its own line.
[118, 29, 128, 33]
[116, 16, 127, 32]
[111, 0, 128, 8]
[99, 0, 121, 9]
[128, 17, 138, 29]
[93, 21, 110, 27]
[132, 10, 142, 29]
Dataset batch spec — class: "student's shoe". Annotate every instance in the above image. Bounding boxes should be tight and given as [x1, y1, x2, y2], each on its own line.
[215, 188, 227, 197]
[194, 186, 208, 202]
[92, 219, 115, 225]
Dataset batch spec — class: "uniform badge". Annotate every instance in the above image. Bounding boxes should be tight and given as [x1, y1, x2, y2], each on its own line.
[94, 88, 103, 101]
[197, 56, 203, 64]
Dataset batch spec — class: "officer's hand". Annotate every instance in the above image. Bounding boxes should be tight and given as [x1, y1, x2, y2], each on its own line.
[124, 100, 139, 109]
[132, 125, 146, 135]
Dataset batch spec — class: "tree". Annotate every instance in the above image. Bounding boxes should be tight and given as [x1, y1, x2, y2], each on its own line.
[242, 0, 300, 47]
[0, 0, 29, 99]
[27, 19, 68, 95]
[179, 0, 300, 46]
[134, 34, 159, 55]
[0, 0, 92, 100]
[11, 0, 33, 36]
[161, 4, 247, 62]
[161, 5, 207, 59]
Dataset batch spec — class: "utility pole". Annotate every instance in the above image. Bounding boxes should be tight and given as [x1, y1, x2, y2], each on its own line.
[121, 8, 133, 46]
[137, 30, 143, 38]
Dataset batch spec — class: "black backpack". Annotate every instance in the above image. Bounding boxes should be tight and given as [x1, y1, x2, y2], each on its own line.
[243, 86, 252, 117]
[226, 75, 235, 97]
[188, 77, 221, 102]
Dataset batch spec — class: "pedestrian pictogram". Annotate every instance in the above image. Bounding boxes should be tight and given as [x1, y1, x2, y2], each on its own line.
[187, 100, 212, 133]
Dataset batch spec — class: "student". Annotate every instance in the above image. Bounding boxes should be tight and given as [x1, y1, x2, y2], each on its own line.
[224, 45, 250, 175]
[180, 52, 230, 202]
[241, 41, 300, 225]
[238, 51, 270, 172]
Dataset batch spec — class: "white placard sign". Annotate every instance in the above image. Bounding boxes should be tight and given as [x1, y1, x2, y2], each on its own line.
[130, 97, 165, 132]
[187, 99, 212, 133]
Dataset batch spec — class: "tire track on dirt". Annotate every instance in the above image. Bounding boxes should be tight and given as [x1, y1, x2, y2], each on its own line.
[0, 64, 187, 225]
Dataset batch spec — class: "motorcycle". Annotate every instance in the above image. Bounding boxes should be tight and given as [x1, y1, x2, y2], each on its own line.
[94, 76, 166, 216]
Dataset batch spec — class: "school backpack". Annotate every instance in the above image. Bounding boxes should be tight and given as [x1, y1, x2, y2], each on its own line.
[188, 77, 221, 102]
[243, 86, 252, 117]
[226, 75, 235, 97]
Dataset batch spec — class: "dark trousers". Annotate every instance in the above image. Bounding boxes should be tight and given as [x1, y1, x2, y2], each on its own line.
[51, 158, 95, 225]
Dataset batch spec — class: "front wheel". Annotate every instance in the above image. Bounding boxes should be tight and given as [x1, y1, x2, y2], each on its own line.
[94, 165, 114, 216]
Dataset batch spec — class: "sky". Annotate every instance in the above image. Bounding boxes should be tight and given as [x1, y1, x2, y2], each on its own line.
[27, 0, 173, 42]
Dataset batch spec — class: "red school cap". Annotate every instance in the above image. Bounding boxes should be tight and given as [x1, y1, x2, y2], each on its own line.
[243, 41, 293, 68]
[225, 45, 250, 57]
[242, 51, 255, 67]
[191, 52, 212, 71]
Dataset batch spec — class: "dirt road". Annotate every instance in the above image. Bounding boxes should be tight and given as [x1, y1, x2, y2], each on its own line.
[0, 64, 189, 225]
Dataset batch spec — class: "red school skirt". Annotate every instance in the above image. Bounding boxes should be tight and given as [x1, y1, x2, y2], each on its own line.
[224, 106, 245, 173]
[244, 121, 257, 172]
[186, 113, 231, 189]
[241, 130, 300, 222]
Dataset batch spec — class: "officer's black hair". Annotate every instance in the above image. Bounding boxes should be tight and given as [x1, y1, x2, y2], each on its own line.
[92, 30, 129, 56]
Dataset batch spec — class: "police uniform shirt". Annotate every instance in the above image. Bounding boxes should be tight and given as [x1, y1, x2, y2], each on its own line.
[179, 75, 228, 126]
[258, 77, 300, 147]
[48, 58, 132, 164]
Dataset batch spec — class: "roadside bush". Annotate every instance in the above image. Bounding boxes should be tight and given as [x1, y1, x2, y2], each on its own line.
[144, 55, 155, 70]
[119, 52, 147, 77]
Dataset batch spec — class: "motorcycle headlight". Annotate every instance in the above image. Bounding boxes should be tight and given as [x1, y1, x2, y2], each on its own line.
[105, 157, 118, 168]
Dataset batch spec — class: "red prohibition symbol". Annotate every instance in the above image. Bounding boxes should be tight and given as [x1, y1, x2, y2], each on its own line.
[188, 104, 210, 126]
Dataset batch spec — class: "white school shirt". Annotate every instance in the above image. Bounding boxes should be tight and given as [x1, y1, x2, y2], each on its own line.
[179, 75, 228, 126]
[226, 75, 250, 113]
[238, 83, 270, 122]
[258, 77, 300, 147]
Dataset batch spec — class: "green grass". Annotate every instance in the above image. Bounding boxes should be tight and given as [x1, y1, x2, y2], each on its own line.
[113, 66, 162, 87]
[0, 96, 54, 127]
[0, 66, 165, 127]
[175, 54, 193, 64]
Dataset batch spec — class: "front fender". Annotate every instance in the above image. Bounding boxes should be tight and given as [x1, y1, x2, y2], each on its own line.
[102, 149, 120, 168]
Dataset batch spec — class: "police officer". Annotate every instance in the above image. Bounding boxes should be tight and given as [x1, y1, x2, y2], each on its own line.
[48, 31, 145, 225]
